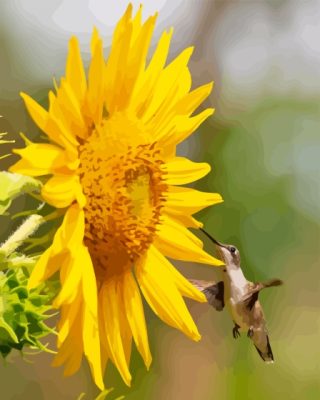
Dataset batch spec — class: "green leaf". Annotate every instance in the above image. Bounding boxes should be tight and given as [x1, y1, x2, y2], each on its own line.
[0, 172, 42, 214]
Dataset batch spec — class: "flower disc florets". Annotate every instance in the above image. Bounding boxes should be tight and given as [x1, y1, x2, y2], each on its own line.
[79, 120, 167, 278]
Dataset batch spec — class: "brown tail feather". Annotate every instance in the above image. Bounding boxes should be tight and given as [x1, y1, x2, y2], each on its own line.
[254, 335, 274, 363]
[263, 279, 283, 288]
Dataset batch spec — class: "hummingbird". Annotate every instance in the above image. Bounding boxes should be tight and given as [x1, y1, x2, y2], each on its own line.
[190, 228, 283, 363]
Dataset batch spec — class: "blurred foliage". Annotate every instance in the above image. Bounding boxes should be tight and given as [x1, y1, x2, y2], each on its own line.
[202, 98, 319, 278]
[0, 131, 15, 161]
[77, 387, 125, 400]
[196, 98, 320, 400]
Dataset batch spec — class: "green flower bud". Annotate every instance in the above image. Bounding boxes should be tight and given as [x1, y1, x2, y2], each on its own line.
[0, 171, 42, 215]
[0, 267, 57, 358]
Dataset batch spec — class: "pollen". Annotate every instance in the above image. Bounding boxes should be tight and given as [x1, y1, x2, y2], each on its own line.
[78, 117, 167, 279]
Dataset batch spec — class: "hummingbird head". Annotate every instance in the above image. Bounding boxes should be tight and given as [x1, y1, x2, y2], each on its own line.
[216, 244, 241, 270]
[200, 228, 241, 269]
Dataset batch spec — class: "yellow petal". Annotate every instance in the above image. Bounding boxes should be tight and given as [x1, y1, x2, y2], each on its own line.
[20, 92, 47, 130]
[159, 108, 214, 148]
[136, 245, 201, 341]
[49, 213, 103, 388]
[119, 13, 157, 110]
[56, 78, 87, 139]
[162, 157, 211, 185]
[57, 291, 82, 346]
[41, 174, 86, 208]
[83, 303, 104, 390]
[90, 26, 100, 54]
[28, 204, 85, 289]
[131, 4, 142, 42]
[53, 244, 104, 390]
[66, 36, 87, 102]
[28, 247, 66, 289]
[151, 67, 192, 137]
[154, 215, 224, 266]
[59, 203, 85, 250]
[122, 271, 152, 368]
[165, 186, 223, 214]
[99, 280, 132, 386]
[53, 305, 83, 377]
[53, 253, 81, 308]
[20, 91, 49, 137]
[164, 210, 203, 229]
[105, 4, 133, 114]
[81, 245, 104, 390]
[47, 91, 80, 149]
[174, 82, 213, 116]
[98, 309, 109, 375]
[10, 143, 73, 176]
[81, 245, 98, 317]
[142, 47, 193, 123]
[131, 28, 173, 116]
[86, 28, 105, 124]
[152, 250, 206, 302]
[20, 92, 79, 152]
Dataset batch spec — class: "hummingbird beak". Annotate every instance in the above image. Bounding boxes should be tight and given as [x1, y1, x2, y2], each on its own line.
[200, 228, 228, 265]
[199, 228, 227, 248]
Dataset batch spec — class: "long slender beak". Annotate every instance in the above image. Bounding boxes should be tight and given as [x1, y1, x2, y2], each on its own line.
[199, 228, 227, 249]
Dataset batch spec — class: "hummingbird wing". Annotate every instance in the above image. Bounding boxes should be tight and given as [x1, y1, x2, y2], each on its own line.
[242, 279, 283, 310]
[188, 279, 224, 311]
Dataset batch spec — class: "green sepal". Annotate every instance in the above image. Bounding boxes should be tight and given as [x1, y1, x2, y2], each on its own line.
[0, 317, 19, 343]
[0, 267, 58, 358]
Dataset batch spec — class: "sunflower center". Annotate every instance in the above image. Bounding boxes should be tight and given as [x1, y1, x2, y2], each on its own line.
[78, 121, 167, 279]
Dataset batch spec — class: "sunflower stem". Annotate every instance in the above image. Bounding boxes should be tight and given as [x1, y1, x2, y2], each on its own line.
[0, 214, 45, 257]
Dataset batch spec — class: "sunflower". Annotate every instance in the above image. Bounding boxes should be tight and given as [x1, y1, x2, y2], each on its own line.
[10, 4, 223, 389]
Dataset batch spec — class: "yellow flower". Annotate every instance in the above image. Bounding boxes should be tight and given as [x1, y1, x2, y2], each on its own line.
[10, 4, 223, 389]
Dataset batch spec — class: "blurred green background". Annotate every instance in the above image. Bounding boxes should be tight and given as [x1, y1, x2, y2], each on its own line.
[1, 1, 320, 399]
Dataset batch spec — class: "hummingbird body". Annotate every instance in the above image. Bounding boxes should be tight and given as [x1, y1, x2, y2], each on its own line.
[223, 267, 248, 326]
[224, 271, 274, 362]
[190, 229, 283, 363]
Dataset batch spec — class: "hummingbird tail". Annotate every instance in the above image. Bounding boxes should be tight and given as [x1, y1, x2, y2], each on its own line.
[254, 334, 274, 363]
[263, 279, 283, 288]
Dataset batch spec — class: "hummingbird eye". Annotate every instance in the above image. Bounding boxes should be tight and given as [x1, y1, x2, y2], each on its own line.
[230, 246, 236, 254]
